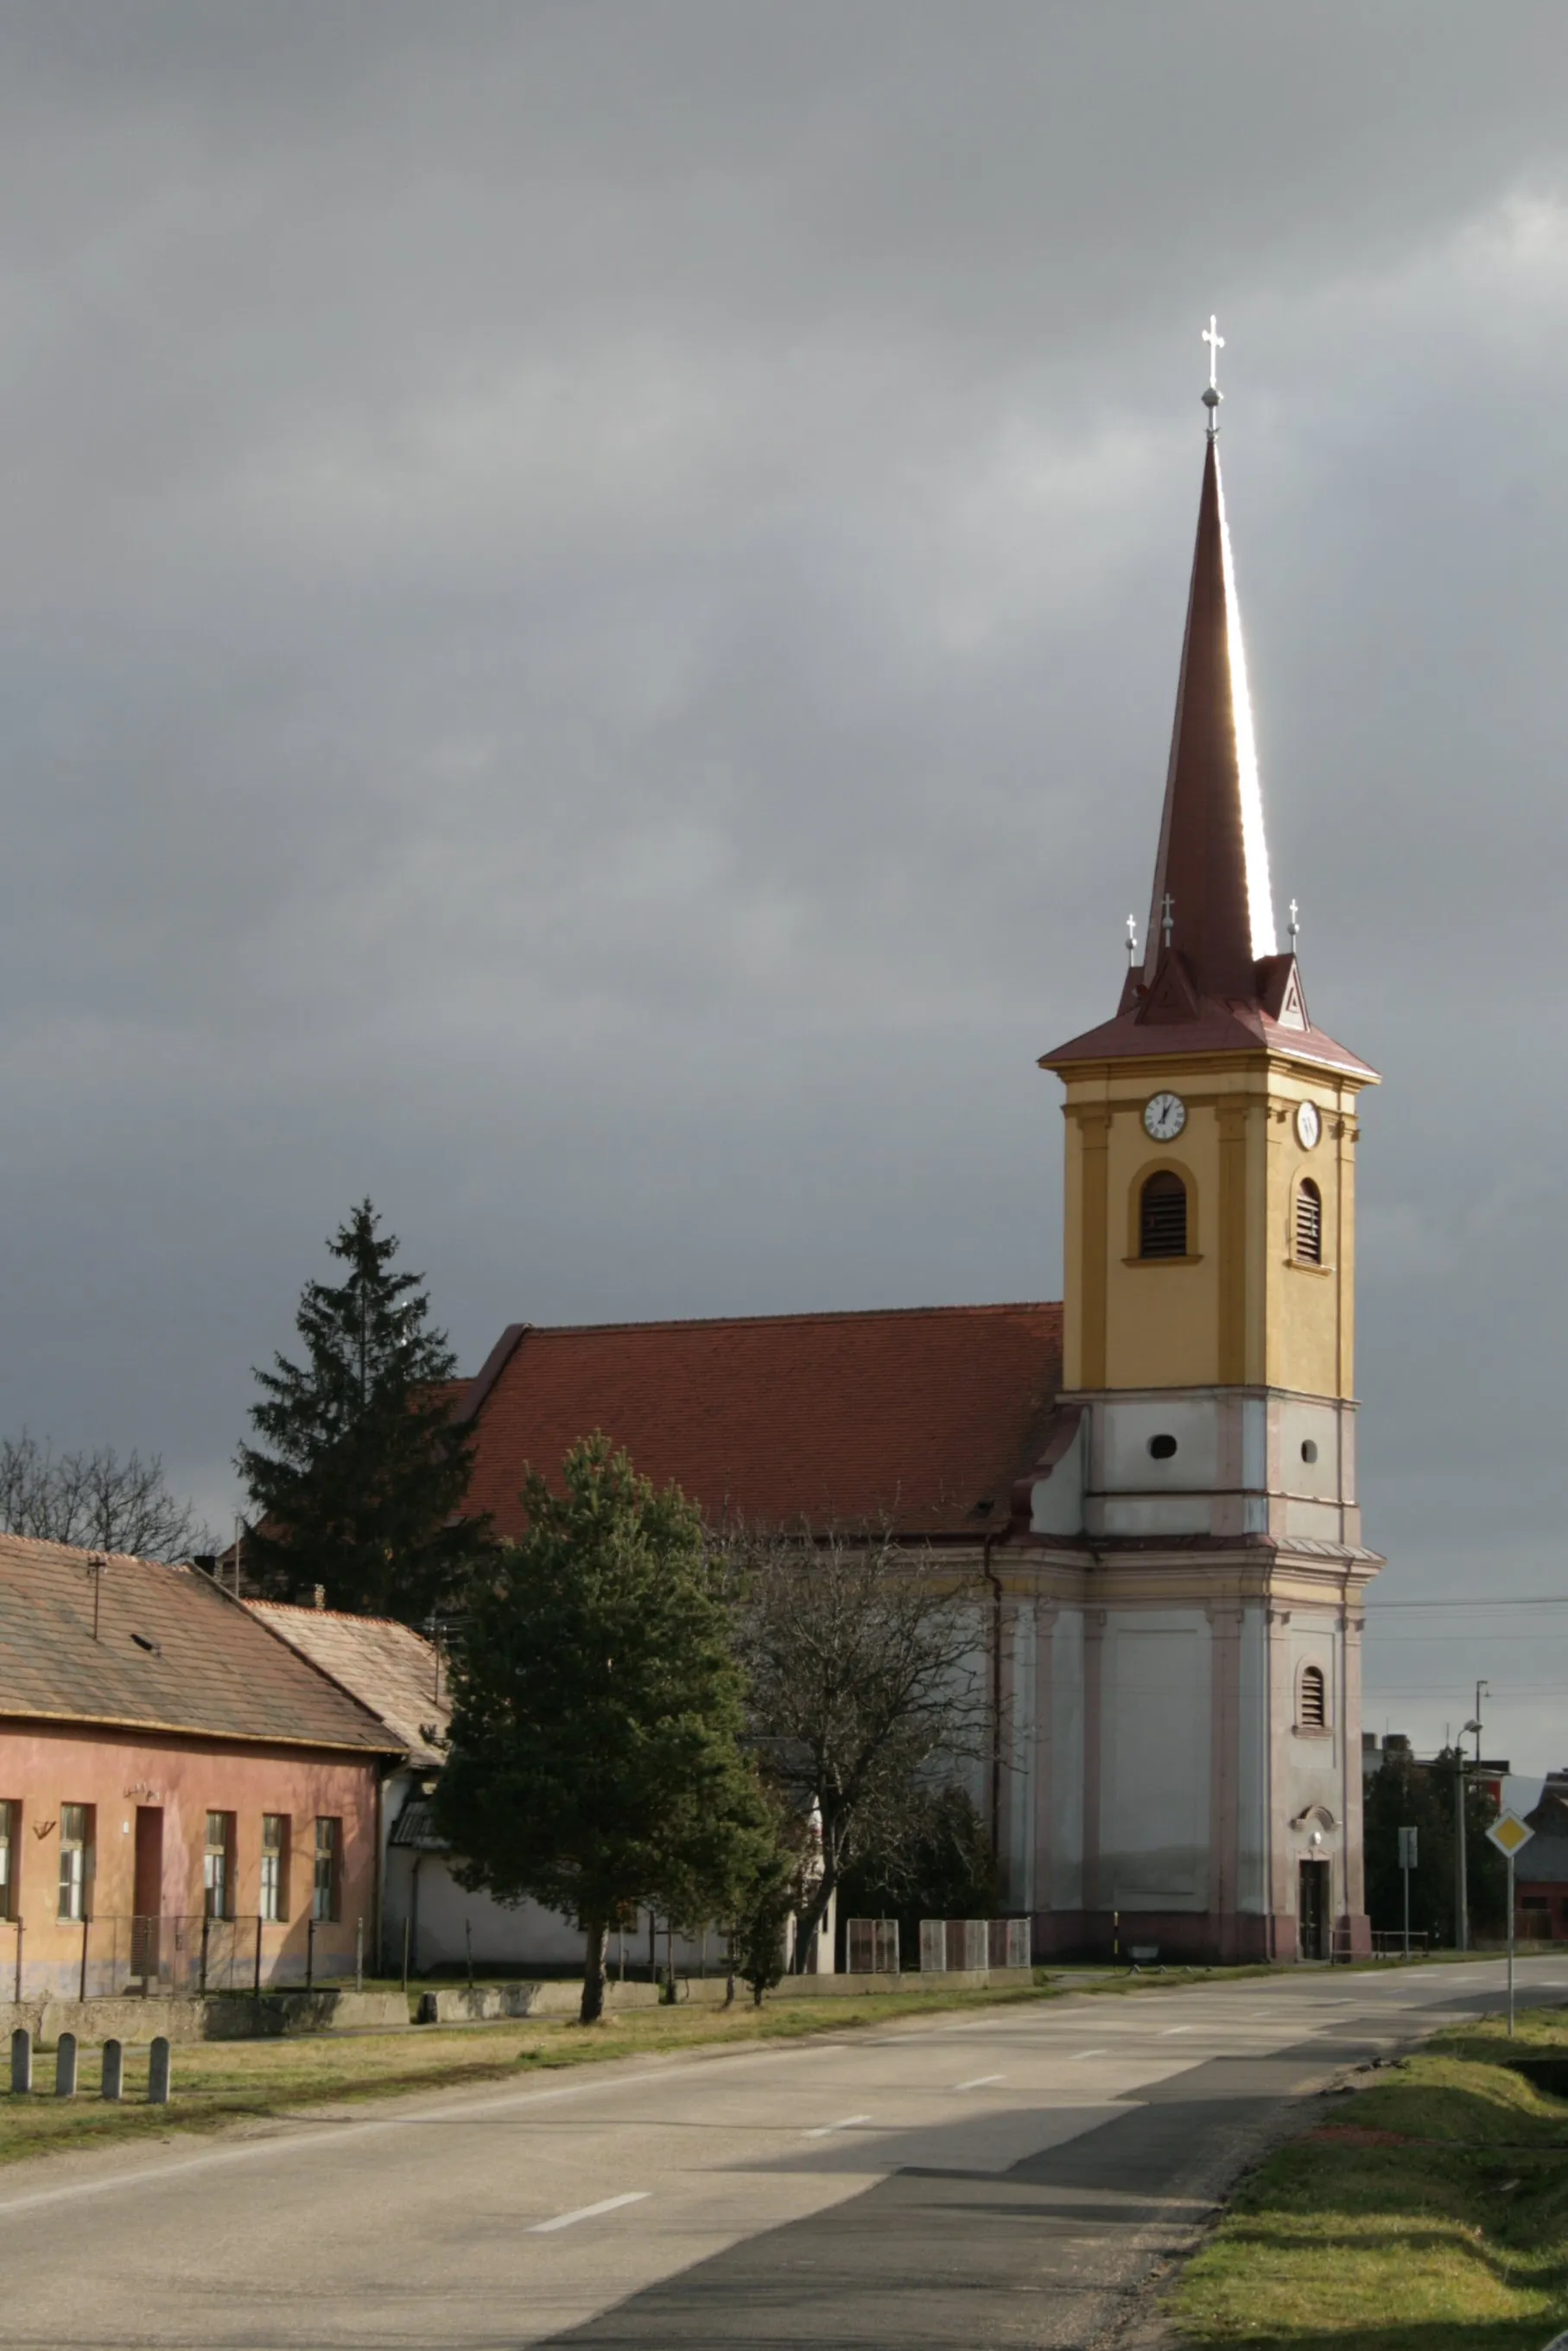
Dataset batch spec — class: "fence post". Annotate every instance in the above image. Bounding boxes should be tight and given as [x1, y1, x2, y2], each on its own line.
[355, 1916, 364, 1994]
[148, 2036, 171, 2105]
[10, 2028, 30, 2095]
[306, 1916, 315, 1991]
[12, 1916, 21, 2004]
[101, 2038, 123, 2101]
[79, 1916, 90, 2004]
[54, 2031, 77, 2098]
[198, 1914, 210, 1995]
[253, 1915, 263, 2000]
[401, 1913, 410, 1995]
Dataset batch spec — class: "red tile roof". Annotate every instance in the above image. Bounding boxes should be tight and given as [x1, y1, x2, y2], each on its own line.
[245, 1602, 448, 1767]
[457, 1302, 1063, 1539]
[0, 1534, 403, 1753]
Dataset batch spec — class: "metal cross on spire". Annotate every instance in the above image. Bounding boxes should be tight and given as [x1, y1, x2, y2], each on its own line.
[1202, 315, 1224, 433]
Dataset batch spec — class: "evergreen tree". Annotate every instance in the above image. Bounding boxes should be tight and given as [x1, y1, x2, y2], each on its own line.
[237, 1201, 486, 1620]
[435, 1434, 771, 2023]
[1363, 1743, 1505, 1948]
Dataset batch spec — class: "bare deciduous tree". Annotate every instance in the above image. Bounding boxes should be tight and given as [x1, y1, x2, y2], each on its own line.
[0, 1433, 216, 1562]
[724, 1526, 991, 1967]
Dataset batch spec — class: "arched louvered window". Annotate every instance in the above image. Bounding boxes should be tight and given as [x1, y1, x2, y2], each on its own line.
[1295, 1178, 1323, 1265]
[1298, 1663, 1327, 1730]
[1139, 1170, 1188, 1260]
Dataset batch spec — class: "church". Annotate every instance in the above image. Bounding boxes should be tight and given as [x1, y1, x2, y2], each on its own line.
[454, 356, 1383, 1966]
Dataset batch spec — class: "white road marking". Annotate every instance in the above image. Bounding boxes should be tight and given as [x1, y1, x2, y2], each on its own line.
[953, 2074, 1004, 2090]
[803, 2113, 872, 2138]
[1070, 2049, 1108, 2061]
[530, 2192, 650, 2233]
[1159, 2026, 1193, 2036]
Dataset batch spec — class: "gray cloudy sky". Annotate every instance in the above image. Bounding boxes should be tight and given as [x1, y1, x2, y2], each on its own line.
[2, 2, 1565, 1764]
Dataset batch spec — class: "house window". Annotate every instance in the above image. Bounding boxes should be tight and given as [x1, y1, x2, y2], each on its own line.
[1139, 1170, 1188, 1259]
[1295, 1178, 1323, 1265]
[1298, 1664, 1327, 1731]
[58, 1804, 92, 1922]
[260, 1814, 289, 1923]
[204, 1812, 235, 1920]
[313, 1818, 340, 1922]
[0, 1801, 15, 1922]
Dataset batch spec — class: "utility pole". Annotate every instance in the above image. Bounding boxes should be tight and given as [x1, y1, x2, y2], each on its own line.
[1456, 1716, 1484, 1952]
[1455, 1753, 1469, 1952]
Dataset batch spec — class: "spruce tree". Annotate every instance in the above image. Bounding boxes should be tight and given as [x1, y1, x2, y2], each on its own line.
[237, 1200, 486, 1620]
[436, 1434, 771, 2023]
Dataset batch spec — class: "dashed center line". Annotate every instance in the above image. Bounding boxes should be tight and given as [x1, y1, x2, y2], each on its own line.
[1069, 2049, 1108, 2061]
[530, 2192, 650, 2234]
[1159, 2026, 1193, 2036]
[803, 2113, 872, 2138]
[953, 2074, 1004, 2091]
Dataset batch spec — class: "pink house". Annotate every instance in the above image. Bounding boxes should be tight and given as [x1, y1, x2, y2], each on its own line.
[0, 1535, 403, 1998]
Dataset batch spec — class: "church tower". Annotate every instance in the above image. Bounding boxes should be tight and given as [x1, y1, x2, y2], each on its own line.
[1023, 339, 1382, 1962]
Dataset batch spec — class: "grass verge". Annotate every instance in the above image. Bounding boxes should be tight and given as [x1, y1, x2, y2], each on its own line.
[1170, 2002, 1568, 2349]
[0, 1978, 1055, 2169]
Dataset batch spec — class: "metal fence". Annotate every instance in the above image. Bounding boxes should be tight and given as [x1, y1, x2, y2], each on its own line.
[918, 1917, 1030, 1973]
[4, 1913, 353, 2000]
[845, 1918, 900, 1974]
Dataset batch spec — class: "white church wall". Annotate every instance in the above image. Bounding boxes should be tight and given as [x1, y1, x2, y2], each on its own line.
[1101, 1612, 1210, 1910]
[1236, 1604, 1267, 1914]
[1003, 1604, 1038, 1910]
[1097, 1397, 1219, 1490]
[1049, 1608, 1084, 1909]
[1030, 1415, 1084, 1534]
[1099, 1495, 1214, 1536]
[1278, 1397, 1344, 1500]
[1279, 1613, 1344, 1916]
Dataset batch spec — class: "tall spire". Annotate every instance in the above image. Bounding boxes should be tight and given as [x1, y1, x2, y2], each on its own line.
[1141, 359, 1276, 1001]
[1041, 328, 1375, 1081]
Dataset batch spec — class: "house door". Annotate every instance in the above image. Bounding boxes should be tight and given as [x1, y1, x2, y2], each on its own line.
[1298, 1859, 1330, 1961]
[131, 1808, 163, 1980]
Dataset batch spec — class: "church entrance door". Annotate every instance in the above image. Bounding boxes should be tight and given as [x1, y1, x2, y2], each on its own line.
[1298, 1858, 1330, 1961]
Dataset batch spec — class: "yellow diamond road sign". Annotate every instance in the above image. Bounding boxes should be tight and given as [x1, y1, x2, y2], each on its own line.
[1488, 1810, 1535, 1859]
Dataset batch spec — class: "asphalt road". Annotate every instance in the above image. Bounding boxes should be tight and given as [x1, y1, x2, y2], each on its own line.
[3, 1955, 1562, 2351]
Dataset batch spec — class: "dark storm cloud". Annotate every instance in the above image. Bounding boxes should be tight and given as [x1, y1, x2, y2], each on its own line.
[1, 3, 1565, 1754]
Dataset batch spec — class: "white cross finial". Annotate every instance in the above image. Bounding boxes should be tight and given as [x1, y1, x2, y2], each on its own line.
[1161, 892, 1175, 949]
[1288, 898, 1299, 947]
[1126, 913, 1139, 968]
[1201, 315, 1224, 431]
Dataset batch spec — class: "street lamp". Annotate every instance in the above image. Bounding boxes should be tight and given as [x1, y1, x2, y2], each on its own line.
[1457, 1719, 1483, 1953]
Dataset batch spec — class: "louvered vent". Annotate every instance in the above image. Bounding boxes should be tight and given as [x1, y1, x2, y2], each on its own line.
[1299, 1664, 1326, 1729]
[1295, 1178, 1323, 1264]
[1139, 1171, 1188, 1259]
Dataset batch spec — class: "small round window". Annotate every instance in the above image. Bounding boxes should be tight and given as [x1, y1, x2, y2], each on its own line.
[1300, 1439, 1318, 1465]
[1148, 1433, 1178, 1460]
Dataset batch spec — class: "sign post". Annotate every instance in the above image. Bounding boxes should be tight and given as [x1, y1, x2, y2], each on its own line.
[1397, 1827, 1418, 1959]
[1487, 1810, 1536, 2037]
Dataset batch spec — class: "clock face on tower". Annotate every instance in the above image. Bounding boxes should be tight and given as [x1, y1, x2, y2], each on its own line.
[1296, 1101, 1321, 1150]
[1143, 1091, 1187, 1143]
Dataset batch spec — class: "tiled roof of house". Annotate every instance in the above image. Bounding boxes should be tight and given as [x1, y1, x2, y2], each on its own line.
[245, 1602, 448, 1768]
[457, 1301, 1063, 1538]
[0, 1533, 403, 1753]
